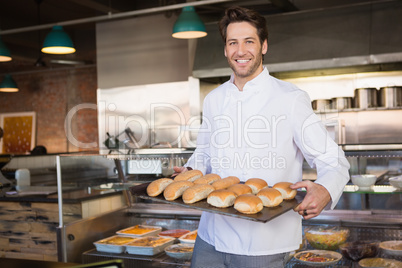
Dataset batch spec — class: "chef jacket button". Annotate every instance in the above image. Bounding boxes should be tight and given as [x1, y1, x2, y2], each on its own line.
[242, 171, 247, 175]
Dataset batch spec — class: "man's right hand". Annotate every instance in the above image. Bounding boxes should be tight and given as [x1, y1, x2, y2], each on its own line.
[171, 166, 188, 178]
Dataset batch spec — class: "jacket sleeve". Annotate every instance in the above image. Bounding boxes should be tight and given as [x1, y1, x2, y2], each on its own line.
[291, 91, 350, 209]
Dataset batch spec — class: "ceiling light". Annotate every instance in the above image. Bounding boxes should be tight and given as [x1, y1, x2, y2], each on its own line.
[0, 75, 19, 92]
[0, 36, 12, 62]
[172, 6, 207, 39]
[41, 25, 75, 54]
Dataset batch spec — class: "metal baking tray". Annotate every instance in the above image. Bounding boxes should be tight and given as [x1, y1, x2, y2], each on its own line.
[129, 183, 305, 223]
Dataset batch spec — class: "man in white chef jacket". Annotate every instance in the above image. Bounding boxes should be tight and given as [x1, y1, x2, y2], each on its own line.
[174, 6, 350, 268]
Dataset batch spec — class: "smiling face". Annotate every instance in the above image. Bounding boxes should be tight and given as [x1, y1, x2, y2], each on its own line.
[224, 21, 268, 88]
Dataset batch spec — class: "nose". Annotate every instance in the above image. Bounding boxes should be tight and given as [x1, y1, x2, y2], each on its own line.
[237, 43, 246, 56]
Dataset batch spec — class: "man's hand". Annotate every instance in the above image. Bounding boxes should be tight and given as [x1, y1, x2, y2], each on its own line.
[290, 181, 331, 220]
[171, 166, 189, 178]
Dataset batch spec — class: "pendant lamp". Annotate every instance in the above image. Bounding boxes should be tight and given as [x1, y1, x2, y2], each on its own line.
[0, 75, 19, 92]
[172, 6, 207, 39]
[0, 36, 12, 62]
[42, 25, 75, 54]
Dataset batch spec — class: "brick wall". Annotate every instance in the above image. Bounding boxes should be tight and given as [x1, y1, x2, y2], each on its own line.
[0, 66, 98, 154]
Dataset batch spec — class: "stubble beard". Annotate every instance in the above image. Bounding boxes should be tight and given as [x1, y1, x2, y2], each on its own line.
[228, 51, 263, 79]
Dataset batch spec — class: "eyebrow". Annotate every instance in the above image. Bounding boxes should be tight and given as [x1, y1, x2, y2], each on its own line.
[227, 37, 257, 42]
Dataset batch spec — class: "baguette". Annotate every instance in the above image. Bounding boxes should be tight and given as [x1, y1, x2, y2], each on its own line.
[146, 178, 174, 197]
[234, 194, 263, 214]
[163, 181, 194, 201]
[207, 190, 236, 208]
[211, 176, 240, 190]
[193, 173, 221, 185]
[245, 178, 268, 194]
[272, 182, 297, 200]
[174, 169, 203, 182]
[257, 188, 283, 207]
[182, 184, 215, 204]
[227, 183, 252, 196]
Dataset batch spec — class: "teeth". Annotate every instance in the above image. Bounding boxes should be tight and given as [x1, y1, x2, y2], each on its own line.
[236, 59, 249, 63]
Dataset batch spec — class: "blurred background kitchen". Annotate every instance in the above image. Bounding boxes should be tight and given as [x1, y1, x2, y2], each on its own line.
[0, 0, 401, 267]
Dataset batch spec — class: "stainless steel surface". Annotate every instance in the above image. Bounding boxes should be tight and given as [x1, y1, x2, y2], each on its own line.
[354, 88, 378, 109]
[63, 208, 129, 263]
[311, 99, 331, 111]
[317, 109, 402, 145]
[193, 1, 402, 78]
[378, 86, 402, 108]
[331, 97, 353, 110]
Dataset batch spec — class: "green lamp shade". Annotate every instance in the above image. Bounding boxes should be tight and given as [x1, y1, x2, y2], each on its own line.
[42, 25, 76, 54]
[0, 75, 19, 92]
[0, 36, 12, 62]
[172, 6, 207, 39]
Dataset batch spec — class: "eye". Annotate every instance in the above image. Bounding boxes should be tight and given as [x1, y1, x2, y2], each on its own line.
[228, 41, 237, 46]
[246, 40, 254, 44]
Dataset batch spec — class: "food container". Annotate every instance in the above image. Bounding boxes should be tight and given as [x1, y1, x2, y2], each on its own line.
[311, 99, 331, 111]
[359, 257, 402, 267]
[378, 86, 402, 108]
[304, 226, 349, 250]
[354, 88, 378, 109]
[178, 230, 197, 244]
[379, 240, 402, 257]
[351, 174, 377, 191]
[165, 243, 194, 260]
[293, 250, 342, 266]
[93, 235, 137, 253]
[158, 229, 190, 239]
[116, 225, 162, 237]
[125, 236, 175, 256]
[331, 97, 353, 110]
[339, 241, 379, 261]
[389, 175, 402, 189]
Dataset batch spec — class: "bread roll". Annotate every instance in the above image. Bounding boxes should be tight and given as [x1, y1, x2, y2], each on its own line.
[207, 190, 236, 208]
[234, 194, 263, 214]
[163, 181, 194, 201]
[182, 184, 215, 204]
[211, 176, 240, 190]
[257, 188, 283, 207]
[174, 169, 203, 182]
[227, 183, 252, 196]
[146, 178, 174, 197]
[245, 178, 268, 194]
[272, 182, 297, 200]
[193, 174, 221, 185]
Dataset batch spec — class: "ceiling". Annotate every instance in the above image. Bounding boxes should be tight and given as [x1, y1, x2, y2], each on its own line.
[0, 0, 381, 75]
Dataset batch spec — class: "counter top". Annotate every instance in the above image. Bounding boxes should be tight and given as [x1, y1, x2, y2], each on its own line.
[0, 258, 78, 268]
[0, 186, 124, 203]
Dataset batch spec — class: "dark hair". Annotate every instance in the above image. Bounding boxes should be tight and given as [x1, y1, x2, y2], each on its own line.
[218, 6, 268, 45]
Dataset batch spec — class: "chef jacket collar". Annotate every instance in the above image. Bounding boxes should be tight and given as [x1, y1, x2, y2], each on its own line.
[229, 67, 270, 94]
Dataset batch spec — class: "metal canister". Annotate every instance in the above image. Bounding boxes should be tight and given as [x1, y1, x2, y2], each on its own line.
[354, 88, 378, 109]
[312, 99, 331, 111]
[378, 86, 402, 108]
[331, 97, 353, 110]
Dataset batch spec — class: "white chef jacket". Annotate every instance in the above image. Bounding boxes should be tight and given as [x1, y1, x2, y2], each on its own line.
[185, 67, 350, 255]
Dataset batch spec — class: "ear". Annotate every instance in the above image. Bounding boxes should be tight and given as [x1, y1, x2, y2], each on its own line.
[224, 46, 227, 58]
[262, 39, 268, 55]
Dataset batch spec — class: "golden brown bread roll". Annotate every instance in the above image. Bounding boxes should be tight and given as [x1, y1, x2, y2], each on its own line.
[163, 181, 194, 201]
[182, 184, 215, 204]
[207, 189, 236, 208]
[193, 173, 221, 185]
[234, 194, 264, 214]
[245, 178, 268, 194]
[257, 188, 283, 207]
[174, 169, 203, 182]
[227, 183, 252, 196]
[272, 182, 297, 200]
[146, 178, 174, 197]
[211, 176, 240, 190]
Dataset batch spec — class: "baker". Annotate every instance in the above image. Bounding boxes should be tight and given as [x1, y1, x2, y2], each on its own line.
[174, 6, 350, 268]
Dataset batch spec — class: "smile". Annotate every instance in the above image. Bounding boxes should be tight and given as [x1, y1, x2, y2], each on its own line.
[236, 59, 250, 63]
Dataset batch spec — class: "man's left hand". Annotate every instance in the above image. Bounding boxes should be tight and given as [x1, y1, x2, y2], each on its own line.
[290, 181, 331, 220]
